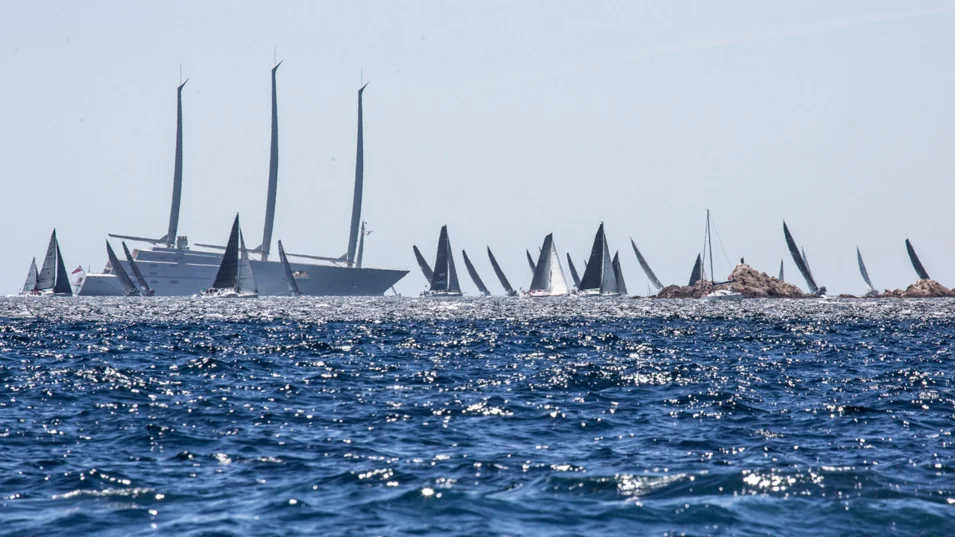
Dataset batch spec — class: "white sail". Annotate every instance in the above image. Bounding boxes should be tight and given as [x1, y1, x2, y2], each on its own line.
[237, 230, 258, 295]
[548, 239, 569, 295]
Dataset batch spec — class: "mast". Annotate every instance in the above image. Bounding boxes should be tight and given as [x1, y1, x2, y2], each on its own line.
[346, 82, 370, 266]
[166, 79, 188, 248]
[706, 209, 714, 283]
[260, 61, 282, 261]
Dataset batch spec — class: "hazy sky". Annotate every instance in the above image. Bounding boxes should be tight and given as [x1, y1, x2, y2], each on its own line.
[2, 1, 954, 295]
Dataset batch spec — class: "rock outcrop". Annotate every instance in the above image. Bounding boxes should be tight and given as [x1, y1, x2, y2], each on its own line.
[654, 264, 808, 299]
[878, 279, 954, 298]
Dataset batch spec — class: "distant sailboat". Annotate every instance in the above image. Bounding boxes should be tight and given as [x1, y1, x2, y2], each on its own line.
[201, 215, 258, 298]
[698, 210, 742, 300]
[462, 250, 490, 296]
[122, 242, 154, 296]
[106, 241, 138, 296]
[688, 254, 703, 286]
[487, 247, 517, 297]
[783, 221, 824, 296]
[25, 230, 72, 296]
[278, 240, 301, 296]
[526, 233, 569, 297]
[578, 223, 618, 296]
[905, 239, 931, 280]
[566, 254, 582, 288]
[412, 245, 434, 283]
[611, 252, 628, 296]
[630, 239, 664, 292]
[425, 225, 462, 296]
[856, 247, 878, 297]
[526, 250, 537, 274]
[21, 258, 37, 294]
[778, 259, 784, 282]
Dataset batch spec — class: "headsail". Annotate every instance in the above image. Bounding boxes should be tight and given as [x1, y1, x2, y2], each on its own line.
[278, 240, 301, 296]
[782, 221, 819, 294]
[122, 242, 153, 296]
[688, 254, 703, 286]
[856, 247, 875, 292]
[429, 225, 460, 293]
[578, 223, 617, 294]
[413, 245, 434, 282]
[529, 233, 568, 296]
[212, 215, 241, 290]
[53, 240, 71, 295]
[36, 230, 59, 291]
[106, 241, 138, 296]
[612, 251, 628, 296]
[166, 80, 188, 248]
[778, 259, 784, 282]
[487, 247, 516, 296]
[526, 250, 536, 274]
[22, 258, 37, 293]
[237, 228, 257, 295]
[905, 239, 930, 280]
[801, 247, 811, 274]
[346, 82, 369, 266]
[447, 238, 461, 294]
[566, 253, 581, 288]
[462, 250, 490, 296]
[630, 239, 663, 291]
[260, 61, 282, 261]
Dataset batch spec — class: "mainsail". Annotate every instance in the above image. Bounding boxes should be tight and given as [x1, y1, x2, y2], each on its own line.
[346, 82, 369, 266]
[212, 216, 241, 290]
[905, 239, 930, 280]
[429, 225, 460, 293]
[237, 229, 257, 295]
[630, 239, 663, 291]
[856, 247, 875, 292]
[122, 242, 153, 296]
[688, 254, 703, 286]
[783, 221, 819, 295]
[526, 250, 536, 274]
[36, 230, 59, 291]
[278, 240, 301, 296]
[566, 253, 582, 288]
[52, 239, 71, 295]
[22, 258, 37, 293]
[612, 252, 628, 296]
[578, 223, 617, 294]
[106, 241, 138, 296]
[413, 245, 434, 282]
[260, 61, 281, 261]
[778, 259, 784, 282]
[529, 233, 568, 296]
[462, 250, 490, 296]
[487, 247, 516, 296]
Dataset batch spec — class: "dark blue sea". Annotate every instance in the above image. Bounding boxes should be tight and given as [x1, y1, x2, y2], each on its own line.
[2, 297, 954, 536]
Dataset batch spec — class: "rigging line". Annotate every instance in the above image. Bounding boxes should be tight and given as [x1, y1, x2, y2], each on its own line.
[709, 216, 732, 269]
[699, 214, 710, 282]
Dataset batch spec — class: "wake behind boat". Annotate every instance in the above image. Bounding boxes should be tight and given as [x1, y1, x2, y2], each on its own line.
[200, 215, 258, 298]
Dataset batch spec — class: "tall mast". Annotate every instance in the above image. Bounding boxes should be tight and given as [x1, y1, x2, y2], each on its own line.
[166, 78, 188, 248]
[260, 60, 282, 261]
[346, 81, 369, 266]
[706, 209, 714, 283]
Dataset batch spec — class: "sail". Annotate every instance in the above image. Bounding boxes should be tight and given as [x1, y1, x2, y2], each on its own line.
[782, 222, 818, 294]
[549, 238, 569, 295]
[413, 245, 434, 282]
[166, 80, 187, 248]
[801, 247, 811, 274]
[36, 230, 59, 291]
[447, 242, 461, 293]
[237, 229, 257, 295]
[260, 62, 281, 261]
[462, 250, 490, 296]
[356, 222, 366, 268]
[688, 254, 703, 286]
[529, 234, 568, 295]
[106, 242, 137, 296]
[122, 242, 152, 295]
[526, 250, 536, 273]
[429, 226, 450, 292]
[212, 216, 241, 290]
[566, 254, 581, 288]
[612, 252, 628, 296]
[487, 247, 516, 296]
[346, 83, 369, 266]
[579, 223, 617, 293]
[53, 240, 72, 295]
[630, 239, 663, 291]
[856, 247, 875, 292]
[22, 258, 37, 293]
[778, 259, 784, 282]
[278, 240, 301, 296]
[905, 239, 930, 280]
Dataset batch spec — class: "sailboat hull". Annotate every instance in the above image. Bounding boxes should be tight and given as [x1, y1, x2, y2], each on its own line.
[74, 247, 406, 297]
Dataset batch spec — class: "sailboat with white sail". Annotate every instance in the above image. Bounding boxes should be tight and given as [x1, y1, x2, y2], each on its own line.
[577, 223, 618, 296]
[201, 215, 258, 298]
[424, 225, 462, 297]
[698, 210, 742, 301]
[22, 230, 72, 296]
[21, 258, 38, 295]
[611, 252, 628, 297]
[525, 233, 569, 297]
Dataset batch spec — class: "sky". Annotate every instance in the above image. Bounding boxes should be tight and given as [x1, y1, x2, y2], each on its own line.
[2, 1, 954, 296]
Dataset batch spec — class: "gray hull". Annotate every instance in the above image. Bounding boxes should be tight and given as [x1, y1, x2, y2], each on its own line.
[76, 247, 406, 296]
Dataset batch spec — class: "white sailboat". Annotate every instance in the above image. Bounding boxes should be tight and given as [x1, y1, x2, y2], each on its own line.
[201, 215, 258, 298]
[525, 233, 569, 297]
[699, 210, 743, 301]
[22, 230, 72, 296]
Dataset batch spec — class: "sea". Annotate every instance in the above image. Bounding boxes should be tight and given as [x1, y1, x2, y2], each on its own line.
[1, 297, 953, 536]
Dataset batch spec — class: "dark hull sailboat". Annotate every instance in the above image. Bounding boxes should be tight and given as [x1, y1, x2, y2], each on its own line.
[578, 223, 618, 296]
[23, 230, 72, 296]
[487, 247, 517, 297]
[462, 250, 490, 296]
[425, 225, 462, 296]
[201, 215, 258, 298]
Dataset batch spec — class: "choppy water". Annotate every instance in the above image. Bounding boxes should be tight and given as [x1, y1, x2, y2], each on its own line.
[1, 297, 954, 536]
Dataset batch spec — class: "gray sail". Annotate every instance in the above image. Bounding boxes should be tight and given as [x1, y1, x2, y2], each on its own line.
[36, 230, 60, 291]
[783, 221, 819, 294]
[447, 235, 461, 294]
[166, 80, 187, 248]
[346, 82, 369, 266]
[278, 240, 301, 296]
[856, 247, 875, 292]
[487, 247, 516, 296]
[429, 225, 451, 292]
[566, 254, 581, 288]
[801, 247, 811, 274]
[579, 223, 617, 293]
[237, 229, 257, 295]
[778, 259, 784, 282]
[260, 62, 281, 261]
[529, 234, 555, 292]
[413, 245, 434, 282]
[612, 251, 628, 296]
[526, 250, 536, 273]
[688, 254, 703, 286]
[356, 222, 366, 268]
[905, 239, 930, 280]
[122, 242, 153, 296]
[212, 215, 241, 290]
[22, 258, 37, 293]
[53, 240, 72, 295]
[462, 250, 490, 296]
[106, 241, 137, 296]
[630, 239, 664, 291]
